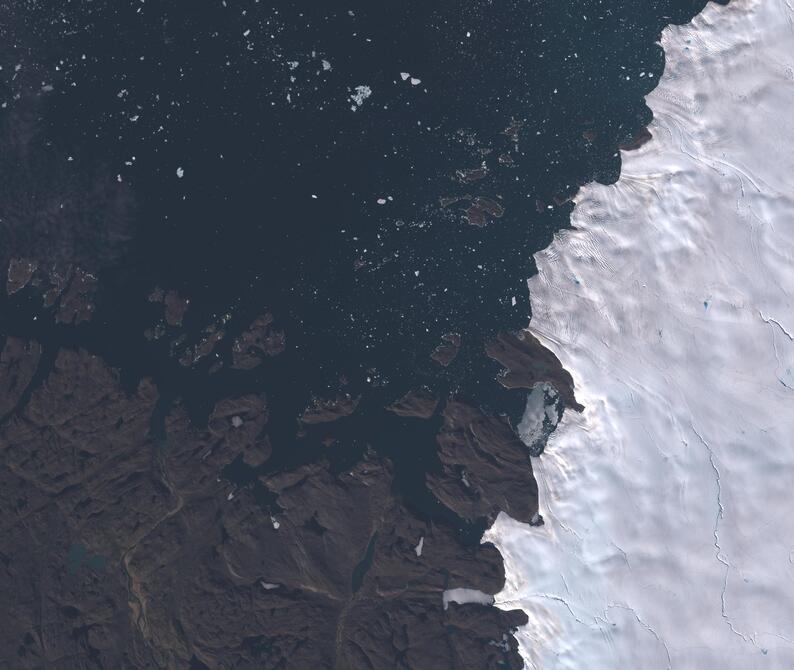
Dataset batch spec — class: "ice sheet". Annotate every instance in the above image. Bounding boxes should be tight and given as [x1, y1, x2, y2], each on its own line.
[484, 1, 794, 668]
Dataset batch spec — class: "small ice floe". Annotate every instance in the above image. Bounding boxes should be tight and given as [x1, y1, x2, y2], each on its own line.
[414, 536, 424, 557]
[231, 416, 243, 428]
[400, 72, 410, 81]
[260, 581, 279, 590]
[399, 72, 421, 85]
[350, 84, 372, 111]
[322, 59, 332, 71]
[442, 588, 494, 610]
[376, 198, 387, 205]
[410, 77, 421, 86]
[176, 167, 184, 178]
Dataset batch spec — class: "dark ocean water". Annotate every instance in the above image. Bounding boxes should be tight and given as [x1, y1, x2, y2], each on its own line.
[0, 0, 719, 537]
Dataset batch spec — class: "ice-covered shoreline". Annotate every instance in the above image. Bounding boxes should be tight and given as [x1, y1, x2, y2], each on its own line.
[486, 1, 794, 667]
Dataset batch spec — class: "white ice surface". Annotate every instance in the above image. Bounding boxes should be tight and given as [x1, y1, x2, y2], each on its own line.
[442, 588, 495, 610]
[484, 1, 794, 668]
